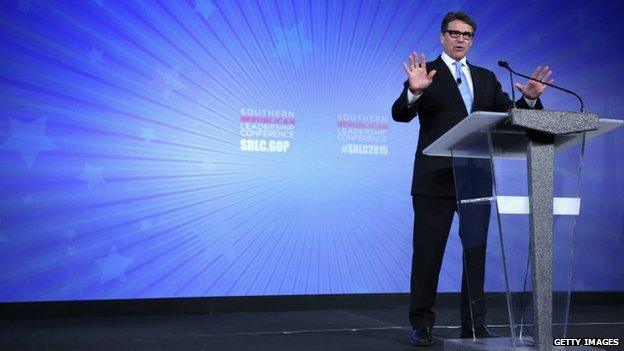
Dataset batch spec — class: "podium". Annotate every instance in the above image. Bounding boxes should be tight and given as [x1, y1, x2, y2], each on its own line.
[423, 110, 622, 351]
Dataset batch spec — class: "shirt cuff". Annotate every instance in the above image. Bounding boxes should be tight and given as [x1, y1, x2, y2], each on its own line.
[407, 89, 421, 105]
[524, 96, 537, 108]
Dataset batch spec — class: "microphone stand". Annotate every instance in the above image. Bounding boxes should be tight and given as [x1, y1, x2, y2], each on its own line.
[498, 60, 585, 113]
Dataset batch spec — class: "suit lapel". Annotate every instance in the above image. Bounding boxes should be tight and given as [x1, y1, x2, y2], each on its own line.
[468, 62, 484, 113]
[433, 56, 466, 112]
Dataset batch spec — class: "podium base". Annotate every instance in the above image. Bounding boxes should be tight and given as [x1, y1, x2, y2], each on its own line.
[443, 337, 602, 351]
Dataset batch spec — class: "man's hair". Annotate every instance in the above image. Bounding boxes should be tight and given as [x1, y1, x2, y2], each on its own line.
[440, 11, 476, 33]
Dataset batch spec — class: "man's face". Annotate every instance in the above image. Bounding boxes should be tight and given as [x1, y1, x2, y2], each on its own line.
[440, 20, 474, 60]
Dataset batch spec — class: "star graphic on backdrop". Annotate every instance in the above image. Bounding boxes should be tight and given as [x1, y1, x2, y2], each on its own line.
[155, 67, 186, 99]
[67, 245, 77, 257]
[86, 47, 104, 65]
[273, 23, 313, 66]
[140, 219, 152, 231]
[77, 163, 106, 190]
[16, 0, 33, 15]
[22, 194, 34, 206]
[65, 228, 77, 240]
[95, 246, 134, 284]
[139, 127, 155, 142]
[0, 116, 57, 169]
[194, 0, 216, 19]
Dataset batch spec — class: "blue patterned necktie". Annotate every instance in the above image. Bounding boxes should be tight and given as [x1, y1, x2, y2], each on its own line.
[454, 61, 473, 114]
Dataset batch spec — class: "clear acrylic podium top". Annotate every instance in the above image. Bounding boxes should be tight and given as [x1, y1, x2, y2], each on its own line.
[423, 111, 622, 159]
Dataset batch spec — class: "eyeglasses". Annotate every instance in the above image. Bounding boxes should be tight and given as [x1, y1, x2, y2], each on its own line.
[445, 30, 474, 40]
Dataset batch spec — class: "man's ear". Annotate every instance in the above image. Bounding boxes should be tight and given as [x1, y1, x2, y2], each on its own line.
[439, 33, 444, 44]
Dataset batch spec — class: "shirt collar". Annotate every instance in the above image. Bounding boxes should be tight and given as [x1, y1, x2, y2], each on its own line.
[441, 52, 468, 67]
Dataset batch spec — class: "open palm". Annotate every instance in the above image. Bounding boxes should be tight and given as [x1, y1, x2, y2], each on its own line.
[403, 52, 437, 94]
[514, 66, 553, 100]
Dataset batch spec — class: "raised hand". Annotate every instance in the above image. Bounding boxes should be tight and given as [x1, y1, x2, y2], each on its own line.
[514, 66, 553, 100]
[402, 52, 437, 95]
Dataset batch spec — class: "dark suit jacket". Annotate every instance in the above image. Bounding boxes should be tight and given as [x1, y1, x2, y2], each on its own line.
[392, 56, 543, 197]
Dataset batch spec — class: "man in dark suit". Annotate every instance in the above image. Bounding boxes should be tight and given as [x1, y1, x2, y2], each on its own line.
[391, 11, 553, 346]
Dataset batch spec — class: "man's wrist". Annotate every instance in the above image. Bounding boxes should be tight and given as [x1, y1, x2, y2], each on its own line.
[523, 94, 537, 100]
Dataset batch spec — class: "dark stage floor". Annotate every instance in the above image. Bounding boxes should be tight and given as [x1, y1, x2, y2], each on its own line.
[1, 305, 622, 350]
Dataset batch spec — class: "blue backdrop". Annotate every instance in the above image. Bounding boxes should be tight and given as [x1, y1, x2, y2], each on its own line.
[0, 0, 623, 302]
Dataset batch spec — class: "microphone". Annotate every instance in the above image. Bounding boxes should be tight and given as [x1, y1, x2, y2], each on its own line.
[498, 61, 516, 109]
[456, 77, 461, 85]
[498, 60, 585, 112]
